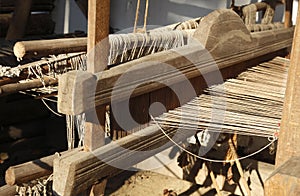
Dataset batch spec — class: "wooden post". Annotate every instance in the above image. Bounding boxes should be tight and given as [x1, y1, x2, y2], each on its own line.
[85, 0, 110, 195]
[84, 0, 110, 151]
[265, 4, 300, 195]
[5, 0, 32, 40]
[275, 3, 300, 168]
[284, 0, 293, 28]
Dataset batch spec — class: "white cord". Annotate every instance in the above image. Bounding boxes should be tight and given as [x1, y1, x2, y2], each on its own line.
[150, 115, 277, 163]
[41, 99, 63, 117]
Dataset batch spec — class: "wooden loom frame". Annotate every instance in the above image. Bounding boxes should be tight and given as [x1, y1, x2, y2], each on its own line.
[53, 8, 294, 195]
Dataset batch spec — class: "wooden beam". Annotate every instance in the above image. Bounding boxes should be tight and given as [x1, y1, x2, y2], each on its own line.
[5, 148, 82, 186]
[265, 156, 300, 195]
[0, 185, 16, 196]
[0, 77, 58, 97]
[5, 0, 32, 40]
[284, 0, 293, 28]
[58, 27, 294, 115]
[84, 1, 110, 194]
[275, 3, 300, 167]
[53, 125, 180, 196]
[87, 0, 110, 73]
[13, 38, 87, 60]
[5, 155, 54, 185]
[265, 5, 300, 195]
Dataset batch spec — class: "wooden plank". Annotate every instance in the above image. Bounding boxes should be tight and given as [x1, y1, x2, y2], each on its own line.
[5, 0, 32, 40]
[275, 4, 300, 167]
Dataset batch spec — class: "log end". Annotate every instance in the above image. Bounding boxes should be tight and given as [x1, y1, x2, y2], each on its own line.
[5, 167, 16, 186]
[13, 42, 26, 60]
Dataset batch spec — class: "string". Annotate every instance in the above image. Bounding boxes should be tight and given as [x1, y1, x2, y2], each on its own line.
[151, 115, 277, 163]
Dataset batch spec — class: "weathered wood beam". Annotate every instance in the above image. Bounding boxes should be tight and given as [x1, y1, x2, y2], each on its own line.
[284, 0, 293, 28]
[54, 10, 293, 196]
[274, 2, 300, 168]
[58, 26, 293, 115]
[265, 156, 300, 195]
[5, 155, 54, 185]
[0, 185, 16, 196]
[0, 77, 58, 97]
[265, 5, 300, 195]
[53, 125, 181, 196]
[84, 0, 110, 155]
[5, 148, 82, 186]
[5, 0, 32, 40]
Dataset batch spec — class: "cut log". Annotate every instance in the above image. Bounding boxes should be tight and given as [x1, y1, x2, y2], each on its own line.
[5, 154, 54, 185]
[13, 38, 87, 60]
[0, 77, 58, 97]
[0, 185, 16, 196]
[5, 148, 82, 186]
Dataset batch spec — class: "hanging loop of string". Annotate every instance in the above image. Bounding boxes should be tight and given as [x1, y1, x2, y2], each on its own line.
[151, 115, 278, 163]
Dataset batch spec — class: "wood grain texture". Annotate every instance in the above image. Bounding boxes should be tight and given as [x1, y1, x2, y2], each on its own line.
[265, 156, 300, 196]
[53, 125, 181, 196]
[14, 38, 87, 59]
[275, 4, 300, 167]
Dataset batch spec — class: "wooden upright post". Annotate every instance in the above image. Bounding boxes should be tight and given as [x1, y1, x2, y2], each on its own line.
[265, 5, 300, 195]
[84, 0, 110, 152]
[284, 0, 293, 28]
[5, 0, 32, 40]
[84, 0, 110, 195]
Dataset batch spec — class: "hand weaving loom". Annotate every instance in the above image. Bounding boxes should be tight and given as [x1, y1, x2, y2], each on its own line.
[51, 9, 293, 195]
[0, 6, 294, 195]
